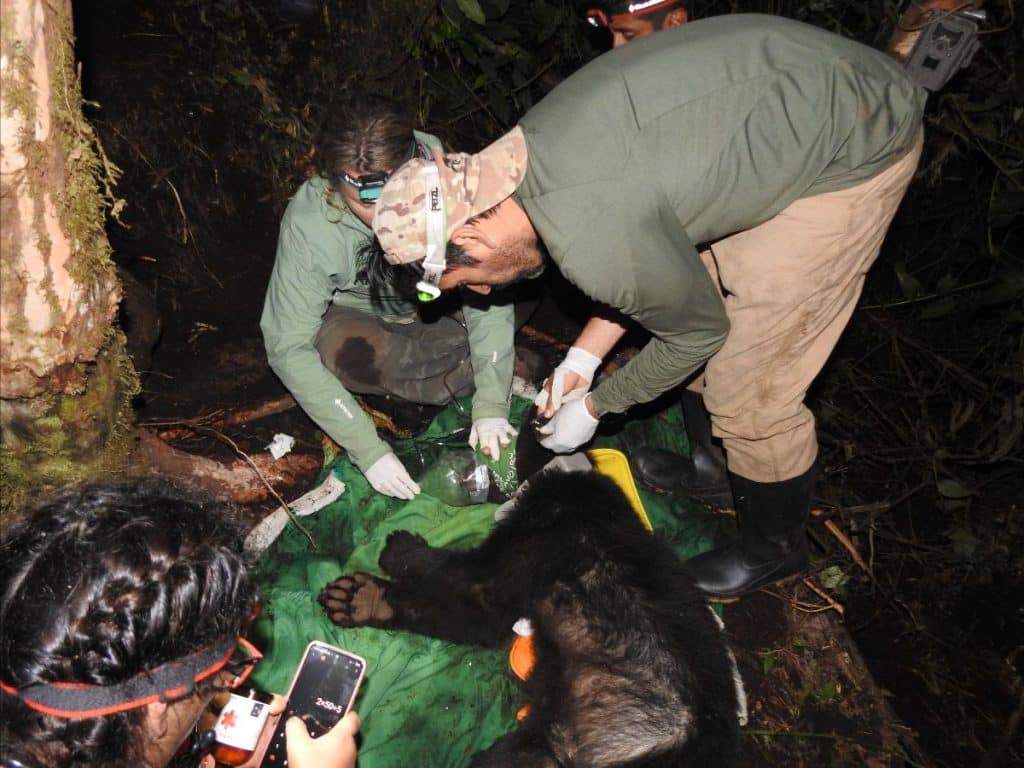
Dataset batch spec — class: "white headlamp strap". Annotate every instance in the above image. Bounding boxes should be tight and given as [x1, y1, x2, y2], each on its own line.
[416, 162, 448, 302]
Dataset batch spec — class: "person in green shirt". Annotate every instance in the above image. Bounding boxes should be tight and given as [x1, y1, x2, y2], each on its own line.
[260, 95, 518, 501]
[582, 0, 732, 514]
[585, 0, 690, 48]
[367, 15, 926, 596]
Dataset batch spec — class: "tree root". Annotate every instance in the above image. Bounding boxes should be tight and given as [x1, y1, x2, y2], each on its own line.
[130, 428, 320, 503]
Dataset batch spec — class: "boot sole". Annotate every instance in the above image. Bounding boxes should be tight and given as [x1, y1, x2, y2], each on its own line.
[705, 570, 806, 602]
[695, 556, 809, 599]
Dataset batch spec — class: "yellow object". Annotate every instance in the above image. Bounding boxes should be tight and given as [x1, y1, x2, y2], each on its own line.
[586, 448, 654, 532]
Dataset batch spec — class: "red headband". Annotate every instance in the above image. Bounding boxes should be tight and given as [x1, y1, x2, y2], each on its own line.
[587, 0, 682, 28]
[0, 636, 262, 719]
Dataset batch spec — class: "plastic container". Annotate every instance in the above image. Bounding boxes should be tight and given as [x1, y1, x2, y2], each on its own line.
[417, 448, 491, 506]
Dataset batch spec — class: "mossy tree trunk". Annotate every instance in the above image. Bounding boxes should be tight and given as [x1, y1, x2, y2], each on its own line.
[0, 0, 138, 524]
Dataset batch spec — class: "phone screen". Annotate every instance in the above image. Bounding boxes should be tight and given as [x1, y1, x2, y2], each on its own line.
[259, 641, 365, 766]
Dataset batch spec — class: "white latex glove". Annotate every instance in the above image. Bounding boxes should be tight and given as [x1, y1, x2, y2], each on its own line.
[534, 346, 603, 415]
[538, 394, 600, 453]
[364, 453, 421, 500]
[469, 417, 518, 460]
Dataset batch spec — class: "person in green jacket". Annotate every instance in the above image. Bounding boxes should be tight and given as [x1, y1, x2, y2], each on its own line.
[367, 15, 926, 595]
[585, 0, 690, 48]
[260, 95, 518, 501]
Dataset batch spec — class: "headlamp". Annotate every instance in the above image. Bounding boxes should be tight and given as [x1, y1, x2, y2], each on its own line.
[338, 141, 420, 204]
[0, 636, 263, 720]
[586, 1, 680, 28]
[416, 161, 448, 303]
[340, 170, 390, 204]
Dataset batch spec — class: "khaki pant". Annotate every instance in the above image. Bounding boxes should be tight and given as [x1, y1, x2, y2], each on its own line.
[692, 130, 924, 483]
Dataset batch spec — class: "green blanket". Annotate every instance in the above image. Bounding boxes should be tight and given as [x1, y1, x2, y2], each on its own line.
[249, 397, 723, 767]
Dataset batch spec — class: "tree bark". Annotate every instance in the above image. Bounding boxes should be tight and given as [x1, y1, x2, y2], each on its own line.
[0, 0, 137, 522]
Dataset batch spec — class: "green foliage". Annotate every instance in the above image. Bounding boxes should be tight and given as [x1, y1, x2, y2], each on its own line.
[420, 0, 590, 145]
[817, 564, 850, 595]
[86, 0, 594, 281]
[810, 678, 840, 705]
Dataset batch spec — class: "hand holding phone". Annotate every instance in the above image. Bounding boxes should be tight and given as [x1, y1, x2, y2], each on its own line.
[285, 710, 360, 768]
[259, 641, 366, 767]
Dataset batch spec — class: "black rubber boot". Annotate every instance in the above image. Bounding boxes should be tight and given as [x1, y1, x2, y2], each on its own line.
[684, 466, 815, 597]
[631, 390, 733, 507]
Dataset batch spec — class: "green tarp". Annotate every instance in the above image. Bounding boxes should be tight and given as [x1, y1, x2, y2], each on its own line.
[248, 397, 724, 767]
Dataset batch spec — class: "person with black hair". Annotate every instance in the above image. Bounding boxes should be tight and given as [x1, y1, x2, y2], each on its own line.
[585, 0, 690, 47]
[0, 478, 359, 768]
[260, 94, 521, 502]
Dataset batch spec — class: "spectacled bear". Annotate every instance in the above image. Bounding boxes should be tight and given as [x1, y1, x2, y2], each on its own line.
[319, 470, 744, 767]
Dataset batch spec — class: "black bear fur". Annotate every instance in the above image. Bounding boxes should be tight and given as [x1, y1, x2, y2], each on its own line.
[319, 470, 742, 767]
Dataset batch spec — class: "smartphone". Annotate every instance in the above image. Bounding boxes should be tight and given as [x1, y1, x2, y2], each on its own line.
[258, 641, 366, 766]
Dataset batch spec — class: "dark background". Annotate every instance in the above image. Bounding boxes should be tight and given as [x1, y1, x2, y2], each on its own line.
[71, 1, 1023, 765]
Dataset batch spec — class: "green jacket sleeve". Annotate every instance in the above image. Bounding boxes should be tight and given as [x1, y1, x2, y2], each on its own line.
[562, 202, 730, 416]
[462, 295, 515, 421]
[260, 214, 391, 472]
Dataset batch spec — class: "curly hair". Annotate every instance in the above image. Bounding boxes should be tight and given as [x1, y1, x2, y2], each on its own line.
[0, 478, 257, 768]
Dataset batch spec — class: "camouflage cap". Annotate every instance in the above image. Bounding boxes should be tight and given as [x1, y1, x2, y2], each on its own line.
[372, 126, 528, 265]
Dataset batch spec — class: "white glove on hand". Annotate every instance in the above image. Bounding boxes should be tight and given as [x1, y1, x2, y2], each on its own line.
[364, 452, 421, 500]
[469, 417, 518, 460]
[534, 346, 603, 414]
[538, 394, 600, 453]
